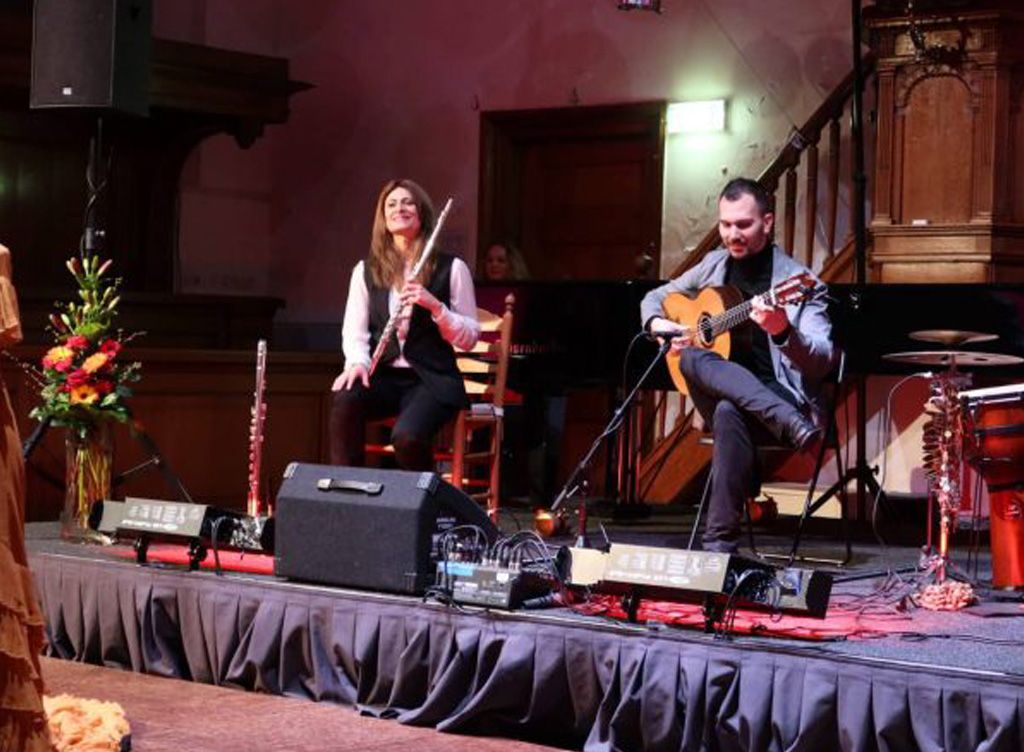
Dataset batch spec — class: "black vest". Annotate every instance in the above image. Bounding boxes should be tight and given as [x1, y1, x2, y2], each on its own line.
[365, 253, 468, 407]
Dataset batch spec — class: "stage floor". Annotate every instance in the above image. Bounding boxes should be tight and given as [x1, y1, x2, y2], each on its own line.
[26, 517, 1024, 680]
[26, 515, 1024, 751]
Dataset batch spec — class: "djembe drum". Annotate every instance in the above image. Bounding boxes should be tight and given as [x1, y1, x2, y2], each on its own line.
[961, 383, 1024, 589]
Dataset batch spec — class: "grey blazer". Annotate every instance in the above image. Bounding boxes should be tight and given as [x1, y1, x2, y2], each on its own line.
[639, 245, 838, 425]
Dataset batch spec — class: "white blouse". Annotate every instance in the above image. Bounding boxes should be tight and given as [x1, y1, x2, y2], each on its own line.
[342, 257, 480, 369]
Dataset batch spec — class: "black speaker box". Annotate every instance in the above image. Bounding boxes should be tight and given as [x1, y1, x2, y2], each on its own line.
[274, 463, 498, 594]
[30, 0, 152, 115]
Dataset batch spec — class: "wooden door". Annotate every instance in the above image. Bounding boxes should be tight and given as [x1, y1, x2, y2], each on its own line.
[479, 102, 665, 281]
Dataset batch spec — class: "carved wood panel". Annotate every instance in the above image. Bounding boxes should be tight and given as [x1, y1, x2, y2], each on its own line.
[866, 2, 1024, 282]
[899, 75, 974, 224]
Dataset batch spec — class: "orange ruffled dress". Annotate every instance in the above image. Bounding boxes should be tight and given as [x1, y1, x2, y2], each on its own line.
[0, 245, 53, 751]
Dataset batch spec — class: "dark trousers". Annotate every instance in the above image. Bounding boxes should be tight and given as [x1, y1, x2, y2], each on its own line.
[329, 367, 457, 471]
[679, 349, 803, 553]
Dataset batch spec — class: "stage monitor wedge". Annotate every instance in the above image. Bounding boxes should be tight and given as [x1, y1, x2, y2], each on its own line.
[274, 463, 498, 595]
[31, 0, 153, 116]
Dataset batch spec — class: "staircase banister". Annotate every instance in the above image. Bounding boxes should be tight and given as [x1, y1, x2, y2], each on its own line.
[667, 54, 876, 279]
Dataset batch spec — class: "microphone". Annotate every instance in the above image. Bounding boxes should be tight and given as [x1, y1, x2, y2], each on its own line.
[521, 591, 571, 609]
[645, 328, 686, 353]
[645, 326, 687, 341]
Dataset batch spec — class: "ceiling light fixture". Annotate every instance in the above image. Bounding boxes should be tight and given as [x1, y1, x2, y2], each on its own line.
[667, 99, 727, 134]
[617, 0, 661, 12]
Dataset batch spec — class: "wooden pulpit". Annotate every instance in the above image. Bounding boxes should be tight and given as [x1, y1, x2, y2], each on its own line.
[866, 0, 1024, 282]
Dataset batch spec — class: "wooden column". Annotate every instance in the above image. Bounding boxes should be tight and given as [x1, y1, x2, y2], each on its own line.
[866, 0, 1024, 282]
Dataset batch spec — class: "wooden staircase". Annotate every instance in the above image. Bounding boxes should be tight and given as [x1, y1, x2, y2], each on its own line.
[636, 60, 874, 505]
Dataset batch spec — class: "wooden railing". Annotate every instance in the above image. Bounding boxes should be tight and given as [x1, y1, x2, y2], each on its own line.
[638, 57, 876, 505]
[670, 57, 875, 282]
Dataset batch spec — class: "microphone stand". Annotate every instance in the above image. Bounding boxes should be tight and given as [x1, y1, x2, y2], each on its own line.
[551, 335, 673, 548]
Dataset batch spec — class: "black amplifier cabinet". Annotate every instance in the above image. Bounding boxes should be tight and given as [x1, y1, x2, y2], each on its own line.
[274, 463, 497, 594]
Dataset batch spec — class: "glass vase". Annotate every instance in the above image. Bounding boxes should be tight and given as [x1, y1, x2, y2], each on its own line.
[61, 423, 113, 542]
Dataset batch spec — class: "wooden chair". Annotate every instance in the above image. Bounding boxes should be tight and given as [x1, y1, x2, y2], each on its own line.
[364, 294, 515, 522]
[439, 293, 515, 521]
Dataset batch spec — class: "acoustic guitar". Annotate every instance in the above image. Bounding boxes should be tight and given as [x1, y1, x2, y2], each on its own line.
[660, 272, 816, 395]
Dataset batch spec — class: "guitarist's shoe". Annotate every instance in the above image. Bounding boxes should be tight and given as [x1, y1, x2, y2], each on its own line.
[786, 415, 822, 454]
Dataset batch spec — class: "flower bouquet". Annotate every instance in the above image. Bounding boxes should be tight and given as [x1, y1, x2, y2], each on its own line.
[30, 255, 140, 540]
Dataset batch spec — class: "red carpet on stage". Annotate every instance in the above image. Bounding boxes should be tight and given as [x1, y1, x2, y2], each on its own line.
[108, 543, 275, 575]
[575, 593, 911, 641]
[104, 542, 908, 642]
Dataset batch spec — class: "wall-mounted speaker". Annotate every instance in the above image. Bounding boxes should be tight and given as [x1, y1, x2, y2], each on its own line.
[274, 463, 499, 595]
[30, 0, 152, 115]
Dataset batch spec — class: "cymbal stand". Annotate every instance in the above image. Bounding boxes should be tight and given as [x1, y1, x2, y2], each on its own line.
[919, 359, 971, 583]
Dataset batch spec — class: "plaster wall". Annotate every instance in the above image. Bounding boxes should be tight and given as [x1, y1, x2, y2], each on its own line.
[154, 0, 854, 325]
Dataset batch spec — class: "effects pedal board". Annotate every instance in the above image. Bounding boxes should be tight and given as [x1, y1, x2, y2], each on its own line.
[434, 558, 561, 609]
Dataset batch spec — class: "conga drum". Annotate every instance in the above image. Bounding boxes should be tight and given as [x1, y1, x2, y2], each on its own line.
[961, 384, 1024, 589]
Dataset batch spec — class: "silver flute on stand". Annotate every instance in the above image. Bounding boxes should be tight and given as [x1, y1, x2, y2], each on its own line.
[367, 196, 454, 378]
[247, 338, 268, 519]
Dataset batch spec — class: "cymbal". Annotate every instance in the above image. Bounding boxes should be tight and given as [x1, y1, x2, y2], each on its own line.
[883, 350, 1024, 367]
[908, 329, 998, 346]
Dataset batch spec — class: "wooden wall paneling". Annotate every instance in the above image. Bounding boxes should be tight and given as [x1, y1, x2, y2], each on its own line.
[5, 347, 337, 521]
[1012, 69, 1024, 223]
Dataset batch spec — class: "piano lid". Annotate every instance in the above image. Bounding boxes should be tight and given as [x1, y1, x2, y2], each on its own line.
[475, 279, 663, 391]
[475, 281, 1024, 391]
[829, 283, 1024, 375]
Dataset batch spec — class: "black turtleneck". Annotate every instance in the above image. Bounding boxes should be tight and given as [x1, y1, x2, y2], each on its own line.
[725, 245, 780, 390]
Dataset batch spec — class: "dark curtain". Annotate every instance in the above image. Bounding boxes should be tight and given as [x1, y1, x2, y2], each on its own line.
[32, 553, 1024, 752]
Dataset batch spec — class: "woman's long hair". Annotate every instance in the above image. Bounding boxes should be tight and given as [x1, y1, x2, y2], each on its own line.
[367, 178, 437, 289]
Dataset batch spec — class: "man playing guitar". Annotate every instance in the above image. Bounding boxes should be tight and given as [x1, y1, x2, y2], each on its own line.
[640, 177, 838, 554]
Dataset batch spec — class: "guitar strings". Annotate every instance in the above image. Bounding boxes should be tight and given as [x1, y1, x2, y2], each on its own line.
[705, 278, 806, 338]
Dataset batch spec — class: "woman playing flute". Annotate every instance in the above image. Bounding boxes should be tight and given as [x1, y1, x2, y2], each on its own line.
[330, 179, 479, 470]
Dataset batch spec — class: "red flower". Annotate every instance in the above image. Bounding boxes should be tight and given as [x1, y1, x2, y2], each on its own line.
[66, 335, 89, 350]
[94, 380, 114, 395]
[64, 369, 91, 390]
[99, 340, 122, 357]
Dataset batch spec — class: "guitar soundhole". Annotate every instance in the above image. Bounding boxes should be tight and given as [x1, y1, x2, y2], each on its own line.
[697, 314, 714, 346]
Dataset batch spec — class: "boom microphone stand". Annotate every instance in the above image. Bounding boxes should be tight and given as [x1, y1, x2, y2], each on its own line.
[819, 0, 894, 537]
[22, 116, 108, 463]
[22, 116, 194, 506]
[849, 0, 879, 521]
[551, 335, 672, 547]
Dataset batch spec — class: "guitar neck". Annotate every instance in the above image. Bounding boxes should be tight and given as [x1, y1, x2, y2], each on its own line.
[707, 296, 756, 340]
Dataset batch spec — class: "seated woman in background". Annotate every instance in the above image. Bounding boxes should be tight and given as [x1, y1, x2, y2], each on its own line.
[330, 178, 480, 470]
[482, 241, 530, 281]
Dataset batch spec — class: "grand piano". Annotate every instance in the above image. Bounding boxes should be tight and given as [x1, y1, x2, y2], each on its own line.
[479, 281, 1024, 390]
[475, 280, 1024, 501]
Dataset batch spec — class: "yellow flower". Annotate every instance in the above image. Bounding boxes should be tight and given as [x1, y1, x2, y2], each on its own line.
[69, 384, 100, 405]
[81, 352, 110, 374]
[43, 346, 75, 371]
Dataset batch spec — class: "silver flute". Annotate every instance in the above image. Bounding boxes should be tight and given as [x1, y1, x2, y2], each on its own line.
[367, 197, 454, 377]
